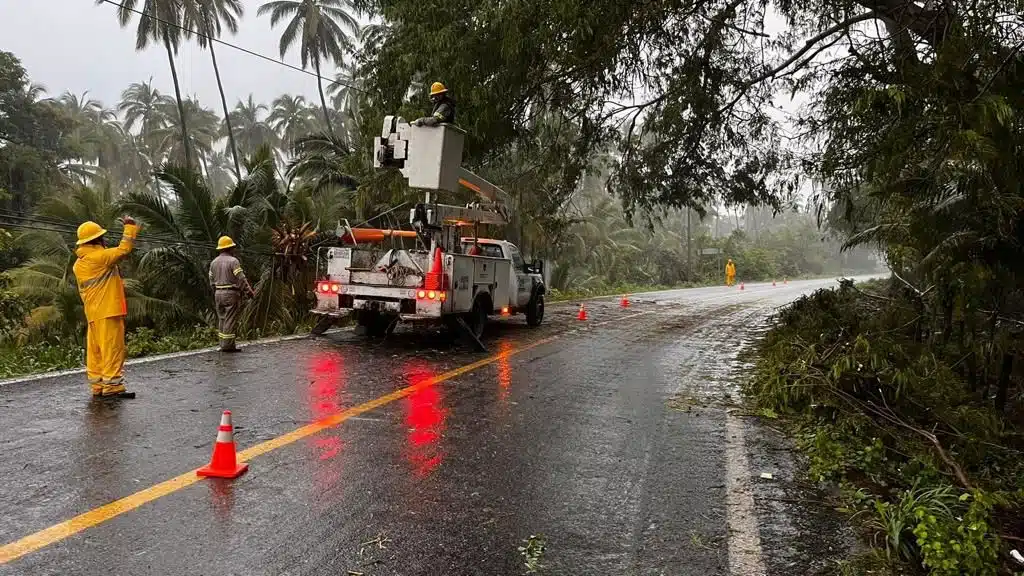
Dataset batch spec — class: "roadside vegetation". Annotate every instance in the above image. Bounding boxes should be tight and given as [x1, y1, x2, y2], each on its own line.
[749, 278, 1024, 574]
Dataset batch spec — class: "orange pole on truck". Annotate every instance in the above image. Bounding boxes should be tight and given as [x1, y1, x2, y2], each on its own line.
[340, 228, 418, 244]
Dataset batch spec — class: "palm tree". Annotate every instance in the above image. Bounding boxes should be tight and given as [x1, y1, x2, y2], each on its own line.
[257, 0, 358, 138]
[150, 96, 221, 171]
[225, 95, 280, 159]
[182, 0, 244, 181]
[99, 0, 194, 170]
[52, 92, 126, 183]
[268, 94, 316, 153]
[119, 79, 166, 138]
[120, 154, 333, 332]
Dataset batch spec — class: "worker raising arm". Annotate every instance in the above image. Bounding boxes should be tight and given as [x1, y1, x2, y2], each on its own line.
[413, 82, 455, 127]
[73, 216, 139, 399]
[209, 236, 255, 353]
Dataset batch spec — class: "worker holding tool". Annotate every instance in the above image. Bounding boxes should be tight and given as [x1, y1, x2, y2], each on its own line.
[73, 216, 139, 398]
[413, 82, 455, 126]
[725, 258, 736, 287]
[209, 236, 255, 352]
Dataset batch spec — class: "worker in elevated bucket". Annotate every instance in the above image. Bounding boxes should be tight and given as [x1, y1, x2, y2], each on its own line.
[413, 82, 455, 127]
[209, 236, 255, 352]
[725, 258, 736, 287]
[73, 216, 139, 399]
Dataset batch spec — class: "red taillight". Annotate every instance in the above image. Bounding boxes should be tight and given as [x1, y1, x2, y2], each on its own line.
[501, 306, 510, 315]
[318, 281, 340, 294]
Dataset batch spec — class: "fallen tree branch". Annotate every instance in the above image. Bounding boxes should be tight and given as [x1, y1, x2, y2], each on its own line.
[831, 387, 975, 490]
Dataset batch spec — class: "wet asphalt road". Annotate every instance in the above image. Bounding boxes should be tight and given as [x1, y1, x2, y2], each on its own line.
[0, 279, 867, 575]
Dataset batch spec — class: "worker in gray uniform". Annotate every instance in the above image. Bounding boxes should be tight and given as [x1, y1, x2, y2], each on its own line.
[209, 236, 255, 352]
[413, 82, 455, 127]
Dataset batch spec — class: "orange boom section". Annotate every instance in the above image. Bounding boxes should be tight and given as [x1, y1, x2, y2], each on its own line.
[340, 228, 418, 244]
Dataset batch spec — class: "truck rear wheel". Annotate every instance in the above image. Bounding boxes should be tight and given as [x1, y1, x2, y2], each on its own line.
[526, 293, 545, 327]
[464, 297, 488, 339]
[356, 311, 395, 337]
[310, 315, 334, 336]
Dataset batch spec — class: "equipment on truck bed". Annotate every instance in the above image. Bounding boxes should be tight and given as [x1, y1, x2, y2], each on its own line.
[310, 115, 547, 349]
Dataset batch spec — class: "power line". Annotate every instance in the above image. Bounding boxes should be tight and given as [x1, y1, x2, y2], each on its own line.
[94, 0, 370, 96]
[0, 211, 306, 258]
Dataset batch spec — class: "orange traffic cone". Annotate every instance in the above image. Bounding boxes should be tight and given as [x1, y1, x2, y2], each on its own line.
[577, 304, 588, 321]
[197, 410, 248, 479]
[620, 294, 630, 308]
[424, 247, 443, 290]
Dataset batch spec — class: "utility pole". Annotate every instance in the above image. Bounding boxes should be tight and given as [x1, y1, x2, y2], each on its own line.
[686, 209, 692, 277]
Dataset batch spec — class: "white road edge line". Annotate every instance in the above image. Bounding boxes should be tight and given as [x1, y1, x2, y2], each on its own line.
[725, 412, 767, 576]
[0, 328, 352, 387]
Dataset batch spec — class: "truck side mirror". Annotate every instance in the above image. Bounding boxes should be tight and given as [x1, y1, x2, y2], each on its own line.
[529, 260, 543, 275]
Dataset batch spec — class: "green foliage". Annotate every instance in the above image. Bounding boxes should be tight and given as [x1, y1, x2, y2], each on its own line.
[749, 280, 1024, 574]
[912, 492, 1002, 576]
[0, 325, 220, 379]
[0, 272, 29, 339]
[0, 339, 84, 378]
[125, 325, 217, 357]
[518, 534, 545, 574]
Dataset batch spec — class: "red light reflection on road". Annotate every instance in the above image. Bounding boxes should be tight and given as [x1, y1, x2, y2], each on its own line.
[305, 352, 347, 498]
[402, 360, 447, 477]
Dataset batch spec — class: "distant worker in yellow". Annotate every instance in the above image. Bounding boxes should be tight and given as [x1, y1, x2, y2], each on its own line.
[209, 236, 255, 352]
[73, 216, 139, 398]
[412, 82, 455, 127]
[725, 258, 736, 287]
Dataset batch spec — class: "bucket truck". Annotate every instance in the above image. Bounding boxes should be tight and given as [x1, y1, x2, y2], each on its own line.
[309, 116, 546, 348]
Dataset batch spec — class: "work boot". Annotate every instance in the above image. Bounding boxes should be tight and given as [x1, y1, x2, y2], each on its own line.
[100, 382, 136, 399]
[90, 383, 103, 396]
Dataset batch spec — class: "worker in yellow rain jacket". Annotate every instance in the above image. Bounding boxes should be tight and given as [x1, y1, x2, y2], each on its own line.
[209, 236, 255, 352]
[73, 217, 139, 398]
[725, 258, 736, 287]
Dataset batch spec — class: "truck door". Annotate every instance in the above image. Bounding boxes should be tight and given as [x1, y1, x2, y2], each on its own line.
[507, 245, 532, 307]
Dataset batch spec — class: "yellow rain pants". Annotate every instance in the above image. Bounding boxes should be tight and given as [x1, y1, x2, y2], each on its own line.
[86, 317, 127, 395]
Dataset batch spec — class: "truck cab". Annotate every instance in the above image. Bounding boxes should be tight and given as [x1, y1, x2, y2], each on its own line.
[459, 238, 544, 313]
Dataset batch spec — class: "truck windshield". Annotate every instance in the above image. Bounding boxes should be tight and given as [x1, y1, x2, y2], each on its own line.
[508, 245, 525, 269]
[461, 242, 503, 258]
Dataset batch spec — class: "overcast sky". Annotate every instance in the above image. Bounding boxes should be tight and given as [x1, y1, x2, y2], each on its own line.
[0, 0, 338, 111]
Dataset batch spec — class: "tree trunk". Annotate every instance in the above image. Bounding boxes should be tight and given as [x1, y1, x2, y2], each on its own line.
[940, 289, 954, 345]
[995, 351, 1013, 412]
[164, 36, 193, 170]
[314, 59, 336, 139]
[209, 39, 242, 181]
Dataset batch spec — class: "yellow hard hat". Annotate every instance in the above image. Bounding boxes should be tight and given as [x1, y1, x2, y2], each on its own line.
[216, 236, 237, 251]
[429, 82, 448, 96]
[76, 221, 107, 245]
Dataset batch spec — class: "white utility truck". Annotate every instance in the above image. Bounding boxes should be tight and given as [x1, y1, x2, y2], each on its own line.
[309, 116, 546, 348]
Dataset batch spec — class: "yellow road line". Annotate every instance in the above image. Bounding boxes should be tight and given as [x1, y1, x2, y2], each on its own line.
[0, 310, 650, 565]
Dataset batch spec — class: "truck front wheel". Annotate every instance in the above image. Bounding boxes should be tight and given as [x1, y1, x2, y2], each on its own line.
[526, 293, 545, 327]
